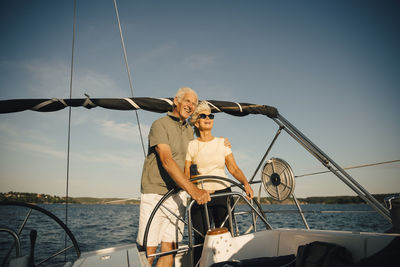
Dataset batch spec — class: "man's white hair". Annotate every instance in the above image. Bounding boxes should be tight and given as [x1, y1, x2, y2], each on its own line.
[175, 87, 198, 104]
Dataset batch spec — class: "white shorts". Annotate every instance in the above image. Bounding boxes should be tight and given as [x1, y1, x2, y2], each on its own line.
[136, 191, 187, 247]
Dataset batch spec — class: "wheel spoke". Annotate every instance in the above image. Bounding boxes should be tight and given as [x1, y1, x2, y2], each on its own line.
[271, 161, 276, 173]
[278, 166, 289, 177]
[160, 204, 204, 238]
[262, 170, 271, 177]
[0, 201, 81, 267]
[0, 208, 33, 267]
[279, 181, 292, 190]
[276, 186, 281, 200]
[18, 208, 33, 235]
[36, 245, 75, 266]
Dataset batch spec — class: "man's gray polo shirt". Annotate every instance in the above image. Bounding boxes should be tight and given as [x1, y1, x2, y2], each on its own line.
[140, 112, 194, 194]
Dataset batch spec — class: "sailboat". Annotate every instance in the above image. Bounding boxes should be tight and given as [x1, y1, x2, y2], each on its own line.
[1, 0, 399, 266]
[0, 97, 399, 266]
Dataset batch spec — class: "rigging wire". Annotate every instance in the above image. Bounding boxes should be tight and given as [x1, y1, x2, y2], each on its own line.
[113, 0, 146, 158]
[65, 0, 77, 259]
[295, 159, 400, 178]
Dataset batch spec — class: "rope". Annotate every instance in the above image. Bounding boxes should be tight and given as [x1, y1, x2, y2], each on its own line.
[64, 0, 77, 259]
[32, 98, 67, 110]
[113, 0, 146, 158]
[123, 98, 141, 109]
[159, 98, 174, 106]
[83, 94, 96, 108]
[205, 100, 221, 112]
[234, 102, 243, 113]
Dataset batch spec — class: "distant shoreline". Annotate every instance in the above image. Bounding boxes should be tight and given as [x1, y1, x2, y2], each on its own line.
[1, 192, 398, 205]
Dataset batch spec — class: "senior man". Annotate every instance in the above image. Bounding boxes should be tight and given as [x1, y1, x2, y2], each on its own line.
[137, 87, 210, 266]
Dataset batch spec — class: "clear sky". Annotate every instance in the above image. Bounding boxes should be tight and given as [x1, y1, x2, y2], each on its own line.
[0, 0, 399, 199]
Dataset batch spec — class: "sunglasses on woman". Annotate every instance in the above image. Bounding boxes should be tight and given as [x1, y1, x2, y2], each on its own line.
[198, 113, 215, 120]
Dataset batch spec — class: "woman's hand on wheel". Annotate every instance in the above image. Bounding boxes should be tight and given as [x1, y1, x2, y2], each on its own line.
[244, 183, 254, 200]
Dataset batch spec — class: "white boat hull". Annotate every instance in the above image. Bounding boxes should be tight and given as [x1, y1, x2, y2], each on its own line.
[71, 228, 399, 267]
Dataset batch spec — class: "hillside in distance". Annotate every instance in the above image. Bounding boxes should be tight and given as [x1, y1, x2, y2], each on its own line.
[1, 191, 398, 205]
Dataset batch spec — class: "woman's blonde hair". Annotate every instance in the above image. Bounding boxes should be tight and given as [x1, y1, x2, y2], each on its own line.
[189, 101, 212, 136]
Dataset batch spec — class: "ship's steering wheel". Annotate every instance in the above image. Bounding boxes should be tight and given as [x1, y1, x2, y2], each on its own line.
[142, 175, 269, 267]
[0, 201, 81, 266]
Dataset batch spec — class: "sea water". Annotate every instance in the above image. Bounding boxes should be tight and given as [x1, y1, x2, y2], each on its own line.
[0, 203, 392, 266]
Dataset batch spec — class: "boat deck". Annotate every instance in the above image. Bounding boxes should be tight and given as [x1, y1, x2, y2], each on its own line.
[71, 244, 149, 267]
[70, 228, 399, 267]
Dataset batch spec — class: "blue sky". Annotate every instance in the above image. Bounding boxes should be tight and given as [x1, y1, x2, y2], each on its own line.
[0, 0, 399, 198]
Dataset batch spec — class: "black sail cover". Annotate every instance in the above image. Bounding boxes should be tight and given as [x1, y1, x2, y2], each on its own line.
[0, 97, 279, 118]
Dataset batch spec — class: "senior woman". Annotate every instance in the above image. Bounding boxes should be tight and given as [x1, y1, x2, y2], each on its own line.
[184, 101, 254, 263]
